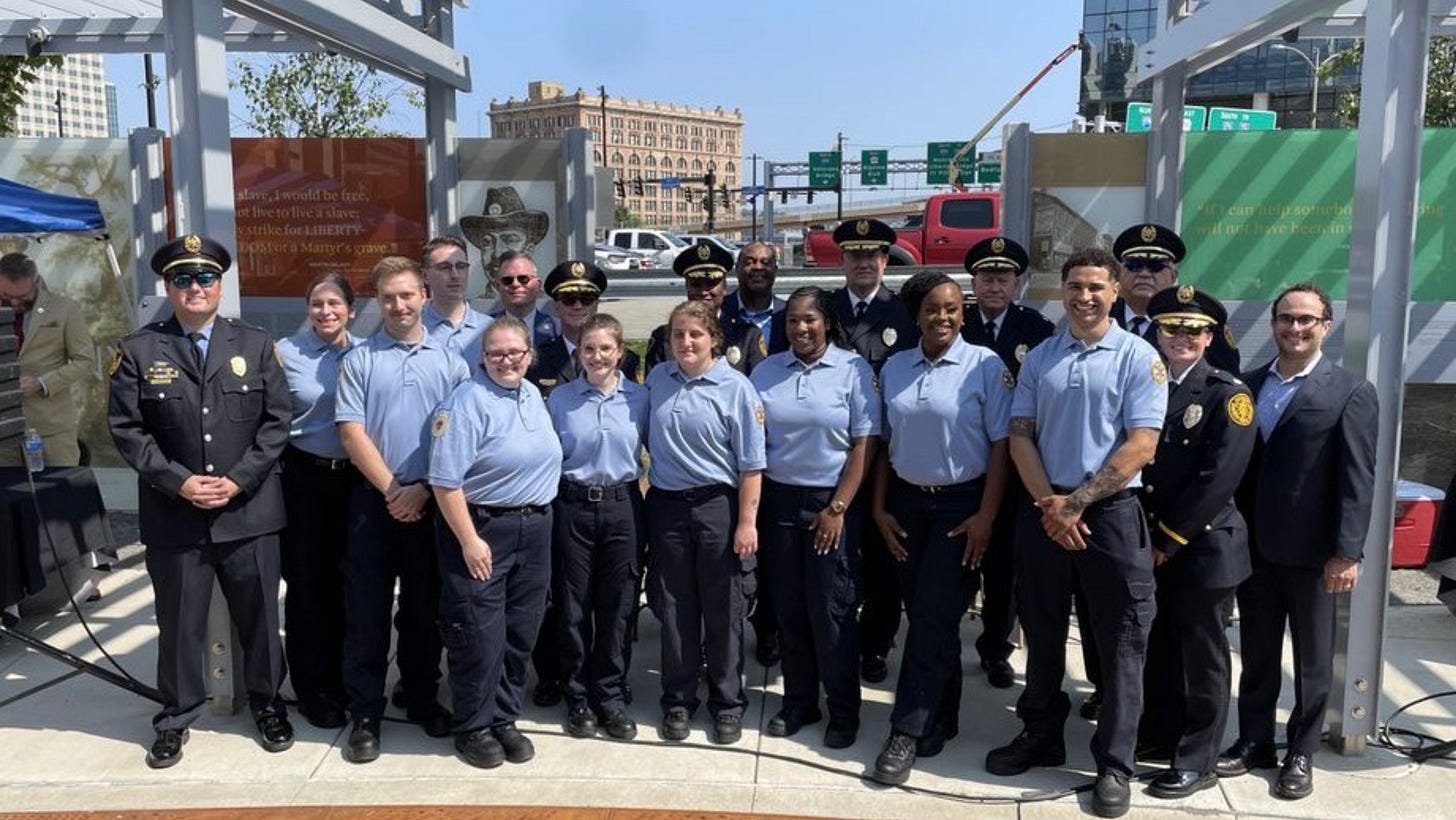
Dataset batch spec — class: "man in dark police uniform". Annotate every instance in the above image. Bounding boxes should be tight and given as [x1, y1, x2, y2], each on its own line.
[109, 234, 294, 768]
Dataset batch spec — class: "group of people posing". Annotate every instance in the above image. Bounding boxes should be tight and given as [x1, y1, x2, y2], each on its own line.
[108, 216, 1376, 820]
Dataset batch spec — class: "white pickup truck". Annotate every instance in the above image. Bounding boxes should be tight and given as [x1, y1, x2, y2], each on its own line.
[606, 228, 690, 269]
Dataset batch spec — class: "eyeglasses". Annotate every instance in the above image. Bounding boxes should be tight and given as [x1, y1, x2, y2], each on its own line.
[1123, 259, 1171, 275]
[484, 349, 530, 363]
[557, 294, 598, 307]
[430, 262, 471, 273]
[1274, 313, 1329, 329]
[168, 271, 220, 289]
[497, 275, 534, 287]
[1157, 324, 1210, 338]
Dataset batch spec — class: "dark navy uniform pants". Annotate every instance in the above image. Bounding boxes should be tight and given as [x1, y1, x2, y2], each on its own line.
[973, 485, 1024, 665]
[760, 478, 862, 726]
[647, 484, 747, 719]
[342, 481, 442, 721]
[858, 504, 903, 663]
[438, 503, 551, 734]
[1234, 554, 1335, 757]
[1014, 491, 1155, 777]
[554, 480, 642, 715]
[279, 448, 353, 711]
[886, 475, 984, 739]
[146, 533, 286, 731]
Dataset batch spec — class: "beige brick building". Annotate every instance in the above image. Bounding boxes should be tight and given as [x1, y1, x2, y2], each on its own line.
[13, 54, 111, 138]
[488, 81, 743, 230]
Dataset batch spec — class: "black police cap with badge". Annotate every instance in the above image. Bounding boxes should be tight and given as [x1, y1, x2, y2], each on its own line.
[1113, 223, 1186, 264]
[673, 240, 735, 280]
[833, 218, 897, 252]
[544, 259, 608, 300]
[964, 235, 1029, 275]
[151, 234, 232, 278]
[1147, 284, 1228, 331]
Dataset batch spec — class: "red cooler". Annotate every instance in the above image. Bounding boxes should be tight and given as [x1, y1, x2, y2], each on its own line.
[1393, 479, 1446, 569]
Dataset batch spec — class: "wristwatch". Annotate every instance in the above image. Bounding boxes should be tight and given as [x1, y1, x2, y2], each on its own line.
[828, 499, 848, 516]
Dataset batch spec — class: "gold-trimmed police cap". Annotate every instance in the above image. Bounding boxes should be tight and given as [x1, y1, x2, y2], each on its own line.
[1147, 284, 1228, 328]
[150, 234, 231, 277]
[1113, 223, 1185, 263]
[964, 235, 1029, 275]
[673, 240, 734, 281]
[543, 259, 608, 299]
[832, 218, 896, 253]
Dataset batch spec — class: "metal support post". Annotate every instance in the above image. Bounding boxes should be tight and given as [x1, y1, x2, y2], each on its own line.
[762, 161, 776, 242]
[423, 0, 459, 237]
[1145, 60, 1187, 226]
[1000, 123, 1033, 248]
[128, 128, 168, 306]
[562, 127, 596, 263]
[1333, 0, 1431, 755]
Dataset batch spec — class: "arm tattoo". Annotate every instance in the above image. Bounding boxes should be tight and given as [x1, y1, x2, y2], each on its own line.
[1009, 417, 1037, 438]
[1064, 464, 1129, 516]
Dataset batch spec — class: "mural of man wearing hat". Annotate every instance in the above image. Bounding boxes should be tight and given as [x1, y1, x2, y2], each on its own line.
[461, 185, 550, 279]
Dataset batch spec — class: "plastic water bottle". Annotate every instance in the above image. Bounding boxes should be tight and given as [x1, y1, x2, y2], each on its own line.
[23, 428, 44, 473]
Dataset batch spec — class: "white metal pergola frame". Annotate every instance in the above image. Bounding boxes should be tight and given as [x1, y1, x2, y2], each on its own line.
[1139, 0, 1440, 754]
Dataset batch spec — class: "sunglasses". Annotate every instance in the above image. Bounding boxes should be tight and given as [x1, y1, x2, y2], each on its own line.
[557, 294, 599, 307]
[168, 271, 221, 289]
[497, 275, 534, 287]
[1157, 324, 1210, 338]
[1123, 259, 1171, 275]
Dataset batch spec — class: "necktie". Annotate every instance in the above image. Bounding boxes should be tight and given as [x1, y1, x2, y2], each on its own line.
[11, 310, 22, 349]
[854, 301, 867, 321]
[187, 331, 206, 371]
[984, 319, 997, 340]
[1130, 317, 1147, 337]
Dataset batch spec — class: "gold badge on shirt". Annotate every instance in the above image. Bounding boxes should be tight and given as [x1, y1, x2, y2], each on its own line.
[1015, 344, 1028, 363]
[754, 404, 765, 427]
[107, 349, 123, 376]
[230, 355, 247, 377]
[1150, 359, 1168, 385]
[1227, 393, 1254, 427]
[430, 410, 450, 438]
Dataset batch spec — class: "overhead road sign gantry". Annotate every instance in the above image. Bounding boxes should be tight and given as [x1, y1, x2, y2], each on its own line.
[808, 151, 841, 189]
[926, 141, 976, 185]
[1125, 102, 1208, 133]
[860, 150, 888, 185]
[1207, 107, 1278, 131]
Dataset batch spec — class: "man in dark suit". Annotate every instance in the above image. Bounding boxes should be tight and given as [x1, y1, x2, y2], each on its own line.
[1216, 282, 1378, 800]
[828, 218, 917, 684]
[108, 235, 294, 768]
[1136, 286, 1257, 799]
[960, 236, 1053, 689]
[724, 240, 787, 354]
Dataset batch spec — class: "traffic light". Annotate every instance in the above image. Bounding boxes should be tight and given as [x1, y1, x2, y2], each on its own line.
[684, 189, 695, 204]
[614, 179, 625, 199]
[633, 178, 644, 196]
[779, 190, 788, 204]
[719, 185, 730, 207]
[806, 190, 814, 204]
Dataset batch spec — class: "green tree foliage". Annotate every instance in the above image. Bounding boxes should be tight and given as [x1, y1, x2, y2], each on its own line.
[0, 54, 65, 136]
[233, 53, 418, 137]
[1321, 36, 1456, 127]
[613, 205, 642, 228]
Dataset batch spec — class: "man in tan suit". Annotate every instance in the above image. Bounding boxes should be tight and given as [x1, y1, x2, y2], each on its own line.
[0, 252, 95, 466]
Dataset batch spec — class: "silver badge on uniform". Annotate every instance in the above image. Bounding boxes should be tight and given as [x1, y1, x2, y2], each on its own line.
[726, 345, 742, 365]
[882, 327, 898, 347]
[1183, 404, 1203, 428]
[1015, 344, 1029, 362]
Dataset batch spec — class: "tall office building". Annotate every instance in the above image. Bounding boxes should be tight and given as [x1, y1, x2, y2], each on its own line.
[12, 54, 111, 138]
[105, 82, 119, 138]
[489, 81, 743, 228]
[1079, 1, 1360, 129]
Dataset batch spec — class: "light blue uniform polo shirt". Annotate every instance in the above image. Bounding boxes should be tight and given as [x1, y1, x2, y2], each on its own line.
[646, 357, 767, 492]
[547, 374, 650, 486]
[277, 328, 360, 459]
[428, 370, 563, 507]
[750, 344, 880, 488]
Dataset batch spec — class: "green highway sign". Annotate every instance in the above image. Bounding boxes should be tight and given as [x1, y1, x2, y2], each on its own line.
[809, 151, 841, 189]
[1207, 107, 1278, 132]
[861, 149, 888, 186]
[976, 162, 1001, 184]
[1125, 102, 1208, 133]
[927, 141, 976, 185]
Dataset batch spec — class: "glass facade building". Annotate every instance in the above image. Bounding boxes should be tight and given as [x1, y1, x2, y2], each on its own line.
[1080, 0, 1362, 128]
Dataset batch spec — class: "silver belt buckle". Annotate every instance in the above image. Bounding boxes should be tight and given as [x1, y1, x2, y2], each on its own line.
[586, 485, 604, 502]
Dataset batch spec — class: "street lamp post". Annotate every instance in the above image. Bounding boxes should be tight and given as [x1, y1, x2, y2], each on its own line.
[1270, 40, 1341, 129]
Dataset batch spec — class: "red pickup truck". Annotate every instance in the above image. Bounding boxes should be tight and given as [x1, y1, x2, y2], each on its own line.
[803, 191, 1001, 267]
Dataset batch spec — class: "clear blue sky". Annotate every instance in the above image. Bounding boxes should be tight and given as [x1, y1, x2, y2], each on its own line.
[106, 0, 1085, 172]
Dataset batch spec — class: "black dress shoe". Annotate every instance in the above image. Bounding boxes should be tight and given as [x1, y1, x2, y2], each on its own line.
[297, 699, 347, 730]
[600, 709, 637, 740]
[1080, 691, 1103, 721]
[454, 729, 505, 769]
[256, 713, 295, 753]
[1148, 768, 1218, 798]
[344, 718, 380, 764]
[982, 658, 1015, 689]
[985, 730, 1067, 776]
[566, 704, 597, 738]
[916, 725, 949, 758]
[872, 732, 917, 785]
[660, 707, 691, 741]
[823, 719, 858, 749]
[755, 629, 782, 666]
[1214, 739, 1279, 778]
[532, 679, 565, 708]
[766, 707, 822, 738]
[145, 728, 189, 769]
[713, 712, 743, 745]
[860, 654, 889, 684]
[493, 722, 535, 763]
[1092, 770, 1131, 818]
[406, 703, 453, 738]
[1276, 753, 1314, 800]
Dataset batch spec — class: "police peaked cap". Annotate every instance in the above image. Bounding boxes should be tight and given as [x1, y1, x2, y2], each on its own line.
[964, 235, 1029, 275]
[833, 218, 896, 252]
[151, 234, 231, 276]
[544, 260, 608, 298]
[1148, 284, 1228, 328]
[1113, 223, 1186, 263]
[673, 241, 734, 280]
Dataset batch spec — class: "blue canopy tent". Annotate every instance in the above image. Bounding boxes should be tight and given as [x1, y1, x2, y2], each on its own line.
[0, 176, 129, 320]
